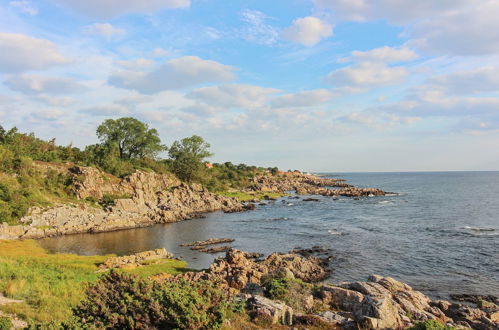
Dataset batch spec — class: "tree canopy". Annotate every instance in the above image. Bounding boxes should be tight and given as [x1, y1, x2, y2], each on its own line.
[168, 135, 213, 182]
[96, 117, 166, 160]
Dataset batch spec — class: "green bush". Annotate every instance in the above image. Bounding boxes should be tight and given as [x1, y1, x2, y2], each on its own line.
[73, 271, 239, 329]
[408, 320, 455, 330]
[261, 276, 314, 312]
[0, 317, 12, 330]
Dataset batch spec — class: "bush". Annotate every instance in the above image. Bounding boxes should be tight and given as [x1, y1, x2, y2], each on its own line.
[73, 271, 239, 329]
[408, 320, 455, 330]
[261, 276, 314, 312]
[0, 317, 12, 330]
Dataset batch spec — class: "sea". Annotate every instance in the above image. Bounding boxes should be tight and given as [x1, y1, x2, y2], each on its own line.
[39, 171, 499, 299]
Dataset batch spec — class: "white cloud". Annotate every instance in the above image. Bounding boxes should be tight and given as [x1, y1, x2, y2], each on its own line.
[421, 67, 499, 95]
[31, 95, 77, 106]
[5, 74, 88, 94]
[0, 33, 70, 73]
[151, 48, 171, 58]
[31, 109, 65, 121]
[109, 56, 236, 93]
[84, 23, 125, 39]
[327, 62, 408, 87]
[313, 0, 499, 56]
[239, 9, 279, 46]
[282, 17, 333, 46]
[56, 0, 190, 19]
[9, 1, 37, 16]
[409, 1, 499, 55]
[348, 46, 418, 63]
[187, 84, 279, 109]
[117, 58, 154, 69]
[270, 89, 333, 108]
[80, 104, 131, 116]
[312, 0, 465, 24]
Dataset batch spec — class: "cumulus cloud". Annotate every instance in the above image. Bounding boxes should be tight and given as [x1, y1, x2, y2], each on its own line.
[409, 1, 499, 55]
[313, 0, 499, 56]
[282, 17, 333, 46]
[80, 104, 131, 116]
[327, 62, 408, 87]
[346, 46, 418, 63]
[56, 0, 190, 19]
[31, 95, 77, 106]
[312, 0, 465, 24]
[187, 84, 279, 109]
[9, 1, 37, 15]
[270, 89, 333, 108]
[84, 23, 125, 39]
[109, 56, 236, 93]
[239, 9, 279, 46]
[5, 74, 88, 94]
[0, 33, 70, 73]
[117, 58, 154, 69]
[420, 67, 499, 95]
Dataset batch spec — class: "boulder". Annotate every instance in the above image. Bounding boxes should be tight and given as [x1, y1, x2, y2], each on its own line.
[247, 295, 293, 326]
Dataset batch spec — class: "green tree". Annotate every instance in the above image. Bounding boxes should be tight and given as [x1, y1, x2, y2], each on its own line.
[96, 117, 165, 160]
[168, 135, 213, 182]
[0, 125, 5, 144]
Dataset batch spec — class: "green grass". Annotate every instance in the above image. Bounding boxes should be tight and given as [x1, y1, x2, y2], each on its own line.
[0, 240, 190, 324]
[218, 191, 285, 202]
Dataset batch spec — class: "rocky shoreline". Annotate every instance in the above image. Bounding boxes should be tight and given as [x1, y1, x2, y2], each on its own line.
[102, 248, 499, 329]
[0, 167, 386, 240]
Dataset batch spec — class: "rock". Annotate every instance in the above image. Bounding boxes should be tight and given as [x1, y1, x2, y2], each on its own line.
[247, 295, 293, 326]
[194, 245, 232, 254]
[180, 238, 235, 247]
[1, 166, 246, 240]
[99, 248, 173, 270]
[303, 198, 320, 202]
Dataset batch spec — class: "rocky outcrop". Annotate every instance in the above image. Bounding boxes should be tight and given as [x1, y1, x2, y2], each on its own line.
[99, 248, 174, 270]
[246, 295, 293, 326]
[0, 167, 244, 240]
[250, 172, 387, 197]
[169, 249, 330, 291]
[319, 274, 498, 329]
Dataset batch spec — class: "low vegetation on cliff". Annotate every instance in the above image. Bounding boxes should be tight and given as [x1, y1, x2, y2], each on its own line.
[0, 118, 279, 225]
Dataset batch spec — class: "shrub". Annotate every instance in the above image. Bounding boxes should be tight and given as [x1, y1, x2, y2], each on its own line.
[261, 276, 314, 312]
[0, 317, 12, 330]
[73, 271, 239, 329]
[408, 320, 455, 330]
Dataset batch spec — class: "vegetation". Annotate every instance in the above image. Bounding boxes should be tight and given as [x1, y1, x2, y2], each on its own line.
[0, 317, 12, 330]
[73, 271, 241, 329]
[261, 276, 314, 312]
[408, 320, 455, 330]
[168, 135, 213, 182]
[0, 240, 189, 325]
[0, 119, 280, 225]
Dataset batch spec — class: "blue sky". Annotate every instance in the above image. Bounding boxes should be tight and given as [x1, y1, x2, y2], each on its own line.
[1, 0, 499, 171]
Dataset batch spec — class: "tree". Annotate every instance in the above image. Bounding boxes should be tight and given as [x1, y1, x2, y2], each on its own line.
[168, 135, 213, 182]
[0, 125, 5, 144]
[96, 117, 165, 160]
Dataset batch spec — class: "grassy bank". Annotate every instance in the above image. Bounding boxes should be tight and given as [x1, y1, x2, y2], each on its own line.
[0, 240, 189, 324]
[218, 191, 285, 202]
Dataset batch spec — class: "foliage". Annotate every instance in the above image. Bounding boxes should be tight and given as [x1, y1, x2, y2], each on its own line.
[262, 276, 314, 312]
[0, 317, 12, 330]
[0, 240, 190, 326]
[98, 193, 131, 209]
[168, 135, 212, 182]
[73, 271, 238, 330]
[96, 117, 166, 160]
[408, 320, 455, 330]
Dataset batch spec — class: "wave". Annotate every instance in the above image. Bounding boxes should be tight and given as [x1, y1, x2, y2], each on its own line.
[462, 226, 496, 233]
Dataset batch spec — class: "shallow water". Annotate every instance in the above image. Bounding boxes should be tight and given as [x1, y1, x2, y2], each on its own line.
[39, 171, 499, 299]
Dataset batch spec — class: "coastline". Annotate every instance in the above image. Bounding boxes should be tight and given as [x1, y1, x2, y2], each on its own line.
[0, 165, 386, 240]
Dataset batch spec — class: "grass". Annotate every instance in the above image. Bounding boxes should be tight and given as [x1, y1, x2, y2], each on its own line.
[218, 191, 285, 202]
[0, 240, 190, 324]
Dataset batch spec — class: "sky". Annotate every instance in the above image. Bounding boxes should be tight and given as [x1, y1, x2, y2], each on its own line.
[0, 0, 499, 172]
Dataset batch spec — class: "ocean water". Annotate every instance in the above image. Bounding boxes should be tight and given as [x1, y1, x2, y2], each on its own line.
[39, 171, 499, 299]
